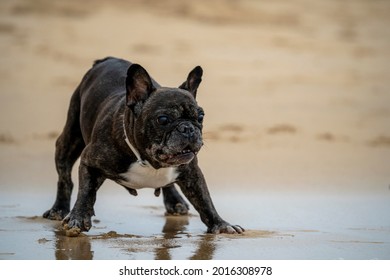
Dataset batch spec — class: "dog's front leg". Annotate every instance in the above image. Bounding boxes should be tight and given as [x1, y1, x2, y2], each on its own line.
[62, 163, 105, 232]
[177, 160, 244, 234]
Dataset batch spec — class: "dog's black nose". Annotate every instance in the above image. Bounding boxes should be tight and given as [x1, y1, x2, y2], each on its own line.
[177, 122, 195, 139]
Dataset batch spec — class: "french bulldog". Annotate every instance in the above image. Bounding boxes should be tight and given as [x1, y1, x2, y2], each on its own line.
[43, 57, 243, 235]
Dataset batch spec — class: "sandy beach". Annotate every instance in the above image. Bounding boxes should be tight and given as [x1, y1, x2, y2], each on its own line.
[1, 0, 390, 260]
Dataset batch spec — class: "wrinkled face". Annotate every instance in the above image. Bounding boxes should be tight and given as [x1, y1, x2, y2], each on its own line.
[134, 88, 204, 167]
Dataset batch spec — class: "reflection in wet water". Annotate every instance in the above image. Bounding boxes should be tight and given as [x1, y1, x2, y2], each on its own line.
[189, 234, 217, 260]
[154, 216, 217, 260]
[52, 215, 218, 260]
[55, 230, 94, 260]
[5, 194, 389, 260]
[155, 216, 190, 260]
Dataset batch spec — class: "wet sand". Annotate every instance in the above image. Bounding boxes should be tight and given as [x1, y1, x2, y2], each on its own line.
[1, 0, 390, 260]
[1, 187, 390, 260]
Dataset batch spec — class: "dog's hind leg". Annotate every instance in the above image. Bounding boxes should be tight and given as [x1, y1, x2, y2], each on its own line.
[163, 184, 189, 215]
[43, 87, 85, 220]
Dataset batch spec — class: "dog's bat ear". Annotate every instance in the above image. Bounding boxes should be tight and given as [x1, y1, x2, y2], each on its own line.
[126, 64, 155, 108]
[179, 66, 203, 99]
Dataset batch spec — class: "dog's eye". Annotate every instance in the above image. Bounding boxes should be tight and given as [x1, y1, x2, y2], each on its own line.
[197, 113, 204, 124]
[157, 115, 170, 125]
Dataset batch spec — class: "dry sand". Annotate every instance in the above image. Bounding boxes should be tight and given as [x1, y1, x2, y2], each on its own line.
[0, 0, 389, 259]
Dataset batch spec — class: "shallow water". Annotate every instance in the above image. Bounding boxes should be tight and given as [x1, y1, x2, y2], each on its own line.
[1, 188, 389, 260]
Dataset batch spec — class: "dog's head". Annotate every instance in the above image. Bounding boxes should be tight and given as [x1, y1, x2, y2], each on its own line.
[125, 64, 204, 168]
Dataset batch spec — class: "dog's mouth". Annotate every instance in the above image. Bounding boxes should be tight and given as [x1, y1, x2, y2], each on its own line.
[157, 146, 198, 165]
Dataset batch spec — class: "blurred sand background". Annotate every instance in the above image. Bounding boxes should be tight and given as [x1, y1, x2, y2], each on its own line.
[0, 0, 390, 260]
[1, 0, 389, 194]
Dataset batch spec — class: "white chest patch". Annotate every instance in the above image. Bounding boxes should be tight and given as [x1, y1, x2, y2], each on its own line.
[118, 162, 178, 190]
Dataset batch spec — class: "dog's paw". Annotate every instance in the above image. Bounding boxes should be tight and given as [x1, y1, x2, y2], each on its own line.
[43, 208, 69, 221]
[62, 212, 92, 234]
[165, 202, 189, 216]
[207, 223, 244, 234]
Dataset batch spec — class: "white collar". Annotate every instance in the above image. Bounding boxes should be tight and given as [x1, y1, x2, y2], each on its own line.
[122, 115, 149, 167]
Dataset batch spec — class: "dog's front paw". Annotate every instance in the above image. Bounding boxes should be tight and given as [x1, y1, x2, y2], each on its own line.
[43, 207, 69, 221]
[62, 211, 92, 236]
[208, 222, 244, 234]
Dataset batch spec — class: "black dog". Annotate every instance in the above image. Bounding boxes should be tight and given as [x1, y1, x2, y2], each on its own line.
[43, 57, 243, 235]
